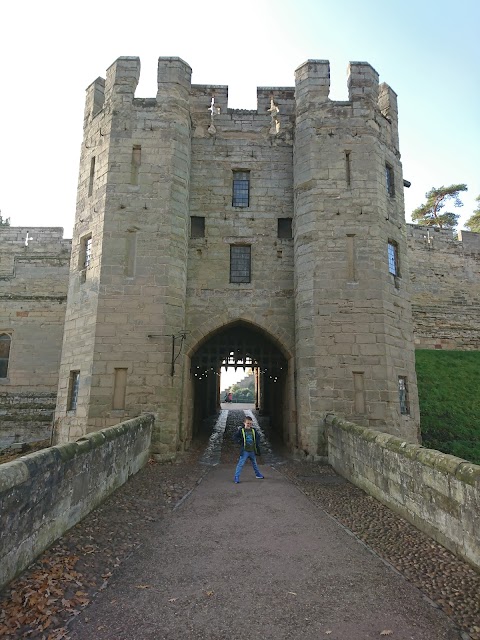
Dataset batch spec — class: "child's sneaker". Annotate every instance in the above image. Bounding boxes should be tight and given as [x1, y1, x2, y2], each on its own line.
[256, 475, 264, 479]
[234, 478, 240, 483]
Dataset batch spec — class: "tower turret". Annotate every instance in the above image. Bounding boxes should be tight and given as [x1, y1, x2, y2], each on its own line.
[55, 57, 192, 457]
[293, 60, 419, 454]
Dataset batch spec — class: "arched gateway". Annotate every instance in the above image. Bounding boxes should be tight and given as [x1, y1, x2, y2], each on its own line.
[186, 321, 291, 445]
[53, 56, 421, 457]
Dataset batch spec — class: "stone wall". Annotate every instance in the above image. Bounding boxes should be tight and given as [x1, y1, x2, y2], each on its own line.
[0, 414, 153, 590]
[326, 415, 480, 570]
[408, 225, 480, 350]
[0, 227, 71, 442]
[0, 392, 56, 448]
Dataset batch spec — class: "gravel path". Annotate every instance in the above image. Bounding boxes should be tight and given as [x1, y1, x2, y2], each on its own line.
[0, 409, 478, 639]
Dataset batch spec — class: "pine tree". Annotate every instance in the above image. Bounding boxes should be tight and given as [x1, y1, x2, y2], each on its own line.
[411, 184, 467, 229]
[465, 195, 480, 233]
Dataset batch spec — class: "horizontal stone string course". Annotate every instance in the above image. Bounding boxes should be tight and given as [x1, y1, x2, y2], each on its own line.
[326, 414, 480, 571]
[0, 414, 154, 590]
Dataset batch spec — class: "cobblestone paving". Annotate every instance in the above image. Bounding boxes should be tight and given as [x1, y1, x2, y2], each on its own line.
[0, 410, 478, 639]
[280, 460, 480, 640]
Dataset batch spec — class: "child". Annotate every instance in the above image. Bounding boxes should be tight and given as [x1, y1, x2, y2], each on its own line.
[233, 416, 264, 483]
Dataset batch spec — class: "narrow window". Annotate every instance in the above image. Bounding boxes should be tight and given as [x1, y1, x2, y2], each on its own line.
[67, 371, 80, 411]
[190, 216, 205, 238]
[353, 372, 366, 414]
[232, 170, 250, 207]
[398, 376, 410, 415]
[387, 240, 399, 276]
[131, 145, 141, 185]
[385, 163, 395, 197]
[88, 156, 96, 197]
[84, 236, 92, 268]
[113, 368, 128, 410]
[230, 245, 251, 283]
[0, 333, 12, 378]
[79, 234, 92, 271]
[125, 230, 137, 277]
[345, 151, 352, 187]
[277, 218, 292, 239]
[346, 234, 356, 282]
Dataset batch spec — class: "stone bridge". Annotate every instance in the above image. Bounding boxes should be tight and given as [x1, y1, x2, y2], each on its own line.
[0, 410, 479, 638]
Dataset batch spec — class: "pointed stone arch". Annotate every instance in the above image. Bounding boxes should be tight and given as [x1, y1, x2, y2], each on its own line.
[185, 315, 293, 362]
[181, 317, 296, 452]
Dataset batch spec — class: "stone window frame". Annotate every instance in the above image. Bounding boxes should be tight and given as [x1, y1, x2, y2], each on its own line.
[277, 218, 293, 239]
[387, 240, 400, 277]
[88, 156, 96, 197]
[78, 233, 93, 283]
[398, 376, 410, 415]
[67, 370, 80, 412]
[230, 245, 251, 283]
[0, 332, 12, 380]
[190, 216, 205, 239]
[385, 163, 395, 197]
[232, 170, 250, 208]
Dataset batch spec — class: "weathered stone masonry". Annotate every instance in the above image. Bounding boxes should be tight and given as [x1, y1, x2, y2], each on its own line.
[408, 226, 480, 351]
[0, 228, 71, 445]
[52, 56, 421, 456]
[0, 414, 153, 589]
[1, 56, 479, 456]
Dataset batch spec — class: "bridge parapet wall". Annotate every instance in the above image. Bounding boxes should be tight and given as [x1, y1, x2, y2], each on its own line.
[0, 414, 153, 590]
[326, 415, 479, 571]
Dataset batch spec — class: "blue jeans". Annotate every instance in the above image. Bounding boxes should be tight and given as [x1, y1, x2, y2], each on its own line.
[234, 451, 263, 480]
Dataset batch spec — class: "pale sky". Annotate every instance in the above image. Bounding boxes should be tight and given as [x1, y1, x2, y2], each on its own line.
[1, 0, 478, 237]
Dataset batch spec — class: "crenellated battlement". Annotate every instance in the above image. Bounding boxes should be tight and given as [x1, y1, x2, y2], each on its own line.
[407, 224, 480, 255]
[0, 227, 71, 280]
[82, 56, 398, 127]
[0, 227, 71, 247]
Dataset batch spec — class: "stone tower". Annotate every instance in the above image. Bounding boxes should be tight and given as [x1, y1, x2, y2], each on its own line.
[54, 56, 420, 456]
[55, 57, 192, 452]
[293, 61, 419, 452]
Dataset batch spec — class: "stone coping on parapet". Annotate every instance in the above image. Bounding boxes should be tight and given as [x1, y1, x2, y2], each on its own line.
[324, 413, 480, 486]
[0, 414, 155, 493]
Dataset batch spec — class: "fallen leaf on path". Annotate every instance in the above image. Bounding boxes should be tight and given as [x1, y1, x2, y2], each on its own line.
[206, 590, 215, 596]
[325, 632, 332, 636]
[168, 598, 178, 602]
[287, 591, 297, 596]
[380, 632, 393, 636]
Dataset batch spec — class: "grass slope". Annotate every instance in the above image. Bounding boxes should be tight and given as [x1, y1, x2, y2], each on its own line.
[415, 350, 480, 465]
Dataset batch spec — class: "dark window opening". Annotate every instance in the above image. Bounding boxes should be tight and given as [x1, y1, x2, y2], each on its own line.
[398, 376, 410, 415]
[190, 216, 205, 238]
[386, 163, 395, 197]
[230, 245, 251, 283]
[131, 145, 141, 185]
[345, 151, 352, 187]
[277, 218, 293, 239]
[232, 171, 250, 207]
[388, 241, 399, 276]
[67, 371, 80, 412]
[0, 333, 11, 378]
